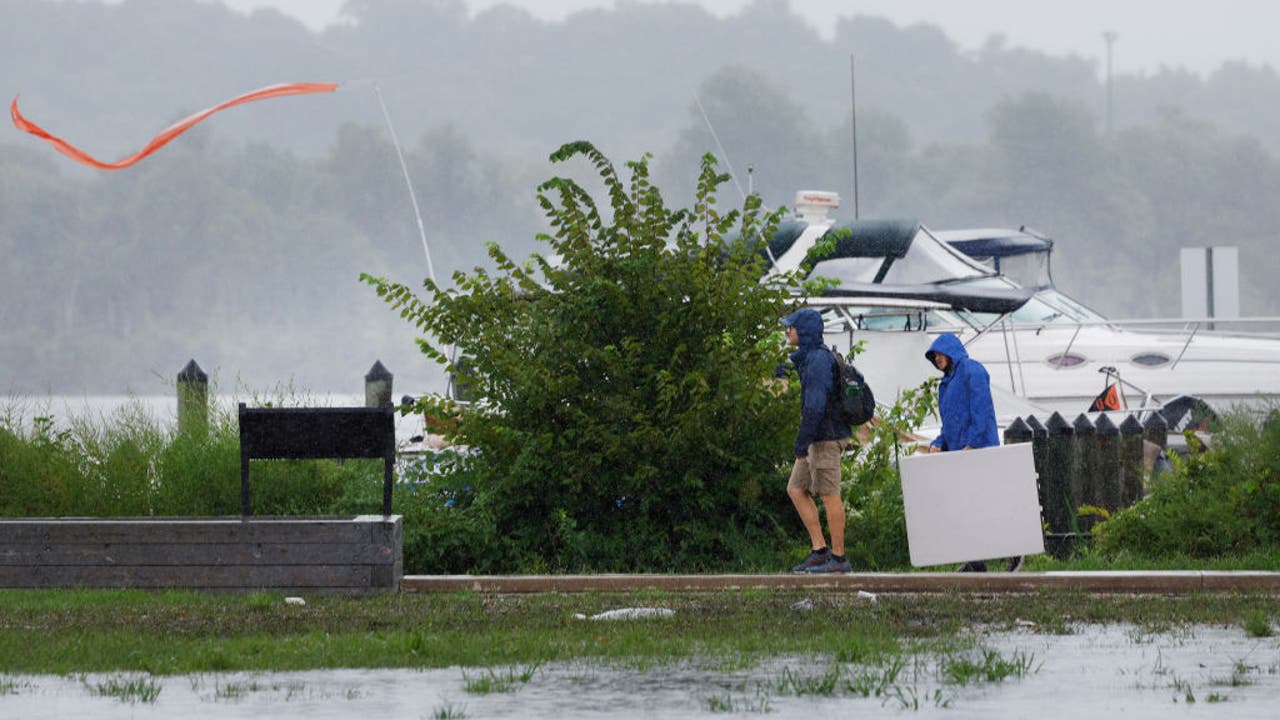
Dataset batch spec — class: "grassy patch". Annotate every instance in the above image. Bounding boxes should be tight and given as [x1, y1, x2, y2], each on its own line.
[430, 702, 469, 719]
[1243, 609, 1273, 637]
[84, 673, 162, 703]
[0, 588, 1277, 676]
[938, 648, 1038, 685]
[461, 663, 540, 694]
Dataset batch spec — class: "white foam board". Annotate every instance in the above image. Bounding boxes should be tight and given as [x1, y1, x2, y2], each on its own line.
[899, 443, 1045, 567]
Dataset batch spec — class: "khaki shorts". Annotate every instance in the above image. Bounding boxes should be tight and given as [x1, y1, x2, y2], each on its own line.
[787, 439, 849, 497]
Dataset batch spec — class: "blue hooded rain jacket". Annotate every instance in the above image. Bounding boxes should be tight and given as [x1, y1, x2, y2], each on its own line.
[783, 308, 852, 457]
[925, 333, 999, 451]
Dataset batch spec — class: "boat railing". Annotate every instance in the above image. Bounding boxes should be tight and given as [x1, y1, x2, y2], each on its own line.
[949, 314, 1280, 403]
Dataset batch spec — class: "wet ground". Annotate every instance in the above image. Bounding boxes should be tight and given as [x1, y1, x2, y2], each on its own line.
[3, 623, 1278, 718]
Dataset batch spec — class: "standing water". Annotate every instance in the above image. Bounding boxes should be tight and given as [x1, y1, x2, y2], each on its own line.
[1, 624, 1278, 718]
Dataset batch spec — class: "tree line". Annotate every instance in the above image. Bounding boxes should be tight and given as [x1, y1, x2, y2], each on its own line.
[4, 0, 1280, 392]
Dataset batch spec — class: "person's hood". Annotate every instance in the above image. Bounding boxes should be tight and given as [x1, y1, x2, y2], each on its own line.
[783, 308, 825, 348]
[926, 332, 969, 367]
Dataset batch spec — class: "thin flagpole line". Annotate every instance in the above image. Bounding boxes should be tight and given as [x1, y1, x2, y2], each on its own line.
[692, 92, 745, 200]
[373, 82, 437, 285]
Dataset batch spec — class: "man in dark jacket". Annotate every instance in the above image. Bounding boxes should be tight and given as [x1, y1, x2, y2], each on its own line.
[925, 332, 1021, 572]
[783, 308, 853, 574]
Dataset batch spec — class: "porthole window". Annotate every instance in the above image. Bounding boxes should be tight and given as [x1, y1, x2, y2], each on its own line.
[1131, 352, 1171, 368]
[1046, 353, 1087, 368]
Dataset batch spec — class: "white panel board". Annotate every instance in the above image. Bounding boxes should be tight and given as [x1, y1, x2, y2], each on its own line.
[1211, 246, 1239, 319]
[1180, 247, 1207, 320]
[899, 443, 1044, 567]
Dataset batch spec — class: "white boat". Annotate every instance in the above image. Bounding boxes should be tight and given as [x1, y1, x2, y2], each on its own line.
[770, 191, 1280, 425]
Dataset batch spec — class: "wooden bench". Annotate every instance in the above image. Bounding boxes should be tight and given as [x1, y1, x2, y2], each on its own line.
[238, 404, 396, 516]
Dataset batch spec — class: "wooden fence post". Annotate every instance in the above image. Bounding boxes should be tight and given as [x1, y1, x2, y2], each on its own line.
[177, 359, 208, 438]
[365, 360, 393, 408]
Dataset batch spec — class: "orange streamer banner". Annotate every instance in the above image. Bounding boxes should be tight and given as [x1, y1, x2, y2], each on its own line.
[10, 82, 339, 170]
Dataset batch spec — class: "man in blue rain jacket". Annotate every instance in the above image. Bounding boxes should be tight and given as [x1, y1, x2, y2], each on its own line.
[925, 332, 1021, 572]
[782, 308, 853, 574]
[925, 332, 999, 452]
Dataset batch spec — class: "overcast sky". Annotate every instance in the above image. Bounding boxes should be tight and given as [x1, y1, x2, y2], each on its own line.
[201, 0, 1277, 77]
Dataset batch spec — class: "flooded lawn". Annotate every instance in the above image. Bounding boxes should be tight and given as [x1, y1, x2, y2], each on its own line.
[3, 623, 1278, 718]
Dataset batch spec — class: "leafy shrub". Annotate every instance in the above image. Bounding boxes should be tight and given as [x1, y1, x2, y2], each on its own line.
[0, 415, 82, 516]
[364, 143, 808, 572]
[1093, 410, 1280, 557]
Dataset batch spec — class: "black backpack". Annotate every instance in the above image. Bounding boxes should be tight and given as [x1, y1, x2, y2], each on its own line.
[829, 347, 876, 426]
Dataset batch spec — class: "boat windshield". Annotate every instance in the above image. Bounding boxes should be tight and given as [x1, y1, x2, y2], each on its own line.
[956, 288, 1107, 326]
[1038, 289, 1106, 322]
[820, 306, 955, 332]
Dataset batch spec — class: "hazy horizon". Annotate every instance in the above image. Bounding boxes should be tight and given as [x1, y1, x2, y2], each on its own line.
[192, 0, 1280, 77]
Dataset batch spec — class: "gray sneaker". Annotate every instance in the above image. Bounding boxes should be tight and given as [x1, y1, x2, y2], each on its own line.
[792, 549, 830, 573]
[806, 555, 852, 574]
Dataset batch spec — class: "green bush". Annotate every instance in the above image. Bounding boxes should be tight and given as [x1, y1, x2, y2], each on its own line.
[0, 396, 388, 519]
[364, 143, 809, 572]
[0, 415, 82, 516]
[1093, 410, 1280, 557]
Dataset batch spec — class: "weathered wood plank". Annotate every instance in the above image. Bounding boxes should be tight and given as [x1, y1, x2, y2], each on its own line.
[0, 518, 390, 545]
[0, 516, 403, 593]
[0, 564, 369, 588]
[0, 542, 398, 566]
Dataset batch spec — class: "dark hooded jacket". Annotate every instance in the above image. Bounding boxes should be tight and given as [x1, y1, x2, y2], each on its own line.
[925, 333, 999, 451]
[784, 308, 852, 457]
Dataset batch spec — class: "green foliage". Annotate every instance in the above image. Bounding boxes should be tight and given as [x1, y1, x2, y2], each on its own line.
[0, 415, 81, 516]
[842, 378, 938, 569]
[1242, 609, 1273, 638]
[0, 394, 387, 519]
[364, 143, 806, 572]
[1093, 410, 1280, 558]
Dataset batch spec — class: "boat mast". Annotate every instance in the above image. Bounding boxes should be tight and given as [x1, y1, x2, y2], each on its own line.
[849, 53, 860, 220]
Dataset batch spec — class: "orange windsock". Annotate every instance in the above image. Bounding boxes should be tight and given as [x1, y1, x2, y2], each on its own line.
[10, 82, 338, 170]
[1089, 383, 1121, 412]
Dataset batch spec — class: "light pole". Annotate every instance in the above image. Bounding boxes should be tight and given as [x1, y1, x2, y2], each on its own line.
[1103, 31, 1117, 135]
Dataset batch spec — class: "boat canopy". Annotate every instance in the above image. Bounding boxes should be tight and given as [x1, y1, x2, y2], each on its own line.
[807, 220, 996, 287]
[753, 214, 1033, 315]
[933, 227, 1056, 290]
[798, 220, 1033, 314]
[936, 228, 1052, 258]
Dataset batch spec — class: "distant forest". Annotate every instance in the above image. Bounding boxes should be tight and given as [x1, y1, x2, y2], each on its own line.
[4, 0, 1280, 394]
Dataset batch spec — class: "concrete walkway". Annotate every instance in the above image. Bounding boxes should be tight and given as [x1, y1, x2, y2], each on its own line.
[402, 571, 1280, 594]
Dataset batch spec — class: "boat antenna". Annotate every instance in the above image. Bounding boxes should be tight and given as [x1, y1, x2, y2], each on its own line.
[693, 92, 746, 201]
[373, 82, 459, 399]
[373, 82, 437, 286]
[849, 53, 861, 220]
[693, 93, 779, 272]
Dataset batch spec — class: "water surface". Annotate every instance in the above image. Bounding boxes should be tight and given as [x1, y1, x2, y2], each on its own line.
[3, 623, 1278, 718]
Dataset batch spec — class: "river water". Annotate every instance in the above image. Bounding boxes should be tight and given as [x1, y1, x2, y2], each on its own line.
[2, 623, 1278, 718]
[5, 394, 428, 446]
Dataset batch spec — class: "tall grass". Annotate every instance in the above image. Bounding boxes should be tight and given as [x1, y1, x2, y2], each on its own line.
[0, 392, 386, 519]
[6, 391, 1280, 574]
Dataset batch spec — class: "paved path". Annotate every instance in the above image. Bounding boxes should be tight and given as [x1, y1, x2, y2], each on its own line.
[402, 571, 1280, 594]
